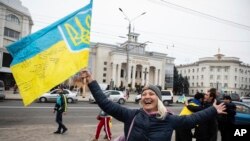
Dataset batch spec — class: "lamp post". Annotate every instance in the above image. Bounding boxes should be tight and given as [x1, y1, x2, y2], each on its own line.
[119, 8, 146, 89]
[118, 8, 146, 39]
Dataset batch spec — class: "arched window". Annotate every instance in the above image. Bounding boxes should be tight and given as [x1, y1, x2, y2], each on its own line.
[6, 14, 20, 24]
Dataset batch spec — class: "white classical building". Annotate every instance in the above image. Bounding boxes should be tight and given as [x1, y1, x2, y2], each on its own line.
[0, 0, 33, 89]
[88, 32, 175, 90]
[176, 51, 250, 96]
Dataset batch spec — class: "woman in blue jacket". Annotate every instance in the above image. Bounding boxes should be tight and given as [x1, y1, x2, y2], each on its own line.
[82, 71, 226, 141]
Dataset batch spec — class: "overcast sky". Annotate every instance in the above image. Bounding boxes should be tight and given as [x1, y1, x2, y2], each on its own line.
[20, 0, 250, 65]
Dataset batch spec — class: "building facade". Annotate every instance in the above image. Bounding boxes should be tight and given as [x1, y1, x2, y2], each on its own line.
[88, 32, 175, 90]
[176, 52, 250, 96]
[0, 0, 33, 89]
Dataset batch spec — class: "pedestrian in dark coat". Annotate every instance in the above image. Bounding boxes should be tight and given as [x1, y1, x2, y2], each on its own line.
[218, 95, 236, 141]
[81, 71, 226, 141]
[175, 92, 204, 141]
[194, 88, 218, 141]
[53, 88, 68, 134]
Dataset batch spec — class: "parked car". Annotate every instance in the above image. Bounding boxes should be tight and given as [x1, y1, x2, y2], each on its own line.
[0, 80, 5, 100]
[218, 93, 241, 102]
[240, 96, 250, 105]
[135, 94, 141, 103]
[38, 89, 78, 103]
[89, 90, 126, 104]
[233, 101, 250, 125]
[135, 90, 173, 106]
[161, 90, 174, 106]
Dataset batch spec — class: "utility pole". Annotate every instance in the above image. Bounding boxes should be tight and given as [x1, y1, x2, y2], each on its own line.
[119, 8, 146, 89]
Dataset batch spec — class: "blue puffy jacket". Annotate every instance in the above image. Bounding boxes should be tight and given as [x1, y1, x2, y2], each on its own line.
[88, 80, 217, 141]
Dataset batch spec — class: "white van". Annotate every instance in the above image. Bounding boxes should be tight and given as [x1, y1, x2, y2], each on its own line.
[0, 80, 5, 100]
[161, 90, 174, 106]
[135, 89, 174, 106]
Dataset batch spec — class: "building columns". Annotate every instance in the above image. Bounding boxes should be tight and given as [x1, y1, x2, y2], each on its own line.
[141, 66, 145, 86]
[158, 69, 162, 86]
[154, 68, 158, 85]
[117, 64, 121, 87]
[132, 65, 136, 89]
[111, 63, 116, 86]
[146, 67, 149, 85]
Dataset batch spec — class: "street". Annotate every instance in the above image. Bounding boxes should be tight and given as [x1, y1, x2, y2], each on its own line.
[0, 100, 182, 141]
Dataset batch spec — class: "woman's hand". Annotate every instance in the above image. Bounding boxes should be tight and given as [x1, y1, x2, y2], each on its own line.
[213, 100, 227, 114]
[80, 70, 93, 84]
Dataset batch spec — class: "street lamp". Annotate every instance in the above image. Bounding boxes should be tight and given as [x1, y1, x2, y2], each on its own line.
[119, 8, 146, 89]
[119, 8, 146, 40]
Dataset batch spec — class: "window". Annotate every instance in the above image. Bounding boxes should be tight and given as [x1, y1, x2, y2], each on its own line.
[104, 62, 107, 65]
[121, 70, 124, 77]
[210, 67, 213, 72]
[210, 83, 213, 87]
[217, 75, 220, 80]
[235, 68, 237, 72]
[245, 78, 247, 83]
[202, 67, 206, 72]
[235, 76, 237, 81]
[6, 14, 20, 24]
[192, 69, 195, 73]
[103, 67, 107, 71]
[201, 82, 203, 87]
[224, 75, 228, 80]
[210, 75, 213, 80]
[103, 73, 106, 77]
[225, 68, 228, 72]
[103, 79, 106, 83]
[197, 76, 199, 79]
[224, 83, 228, 88]
[192, 83, 194, 86]
[197, 68, 199, 72]
[217, 68, 220, 72]
[4, 27, 20, 39]
[201, 75, 204, 79]
[2, 53, 13, 67]
[235, 84, 237, 88]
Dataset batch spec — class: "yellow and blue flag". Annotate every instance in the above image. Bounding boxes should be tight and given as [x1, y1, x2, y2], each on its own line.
[7, 0, 93, 106]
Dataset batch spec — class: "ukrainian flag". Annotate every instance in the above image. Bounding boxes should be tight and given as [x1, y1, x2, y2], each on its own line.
[7, 0, 93, 106]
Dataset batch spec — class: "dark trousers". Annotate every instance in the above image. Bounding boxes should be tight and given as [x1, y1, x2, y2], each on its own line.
[175, 128, 193, 141]
[219, 123, 234, 141]
[56, 111, 66, 132]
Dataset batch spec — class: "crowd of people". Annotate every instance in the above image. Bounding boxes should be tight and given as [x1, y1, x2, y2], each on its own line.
[80, 70, 228, 141]
[51, 70, 237, 141]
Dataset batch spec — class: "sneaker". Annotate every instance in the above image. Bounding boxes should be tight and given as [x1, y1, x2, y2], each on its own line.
[61, 128, 68, 134]
[53, 131, 61, 134]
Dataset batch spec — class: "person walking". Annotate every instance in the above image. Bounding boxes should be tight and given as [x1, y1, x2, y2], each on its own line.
[53, 87, 68, 134]
[218, 95, 236, 141]
[81, 70, 226, 141]
[194, 88, 218, 141]
[175, 92, 204, 141]
[92, 110, 112, 141]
